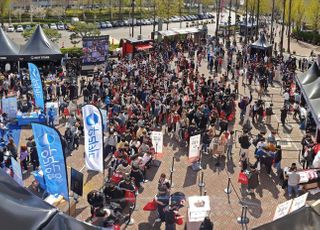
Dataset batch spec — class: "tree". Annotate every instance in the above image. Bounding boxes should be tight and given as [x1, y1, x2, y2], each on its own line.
[12, 8, 25, 23]
[70, 33, 82, 47]
[22, 28, 62, 43]
[291, 0, 305, 31]
[47, 7, 66, 20]
[0, 0, 10, 26]
[70, 22, 101, 38]
[306, 0, 320, 32]
[156, 0, 181, 30]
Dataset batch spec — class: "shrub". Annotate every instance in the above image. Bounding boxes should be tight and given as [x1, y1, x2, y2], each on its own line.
[60, 47, 83, 58]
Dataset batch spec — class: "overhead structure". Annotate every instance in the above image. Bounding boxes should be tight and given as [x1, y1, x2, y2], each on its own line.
[19, 25, 63, 61]
[296, 62, 320, 137]
[0, 27, 20, 61]
[250, 33, 272, 56]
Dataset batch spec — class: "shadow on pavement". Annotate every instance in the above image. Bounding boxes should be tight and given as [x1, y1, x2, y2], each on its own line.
[183, 165, 198, 188]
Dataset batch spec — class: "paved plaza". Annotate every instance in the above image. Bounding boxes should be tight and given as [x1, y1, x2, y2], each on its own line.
[1, 9, 317, 229]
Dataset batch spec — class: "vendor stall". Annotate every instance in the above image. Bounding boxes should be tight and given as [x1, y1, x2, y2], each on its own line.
[16, 111, 46, 126]
[0, 27, 20, 72]
[156, 27, 207, 43]
[120, 38, 153, 60]
[250, 33, 272, 57]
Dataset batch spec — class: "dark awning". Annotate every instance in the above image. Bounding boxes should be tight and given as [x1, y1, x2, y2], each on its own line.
[0, 27, 20, 61]
[0, 170, 101, 230]
[19, 25, 62, 61]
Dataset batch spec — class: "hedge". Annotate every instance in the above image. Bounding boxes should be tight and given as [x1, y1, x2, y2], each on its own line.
[292, 30, 320, 46]
[60, 47, 83, 57]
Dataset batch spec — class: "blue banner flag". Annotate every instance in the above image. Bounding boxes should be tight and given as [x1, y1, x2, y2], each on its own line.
[28, 63, 44, 110]
[31, 123, 69, 200]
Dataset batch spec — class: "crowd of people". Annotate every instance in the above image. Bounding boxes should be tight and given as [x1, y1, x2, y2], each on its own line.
[0, 29, 319, 229]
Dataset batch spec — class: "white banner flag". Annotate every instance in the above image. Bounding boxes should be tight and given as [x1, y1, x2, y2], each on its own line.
[11, 157, 23, 186]
[189, 134, 201, 163]
[151, 131, 163, 154]
[82, 104, 103, 172]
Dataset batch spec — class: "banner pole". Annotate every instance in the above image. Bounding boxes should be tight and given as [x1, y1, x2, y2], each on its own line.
[169, 156, 175, 188]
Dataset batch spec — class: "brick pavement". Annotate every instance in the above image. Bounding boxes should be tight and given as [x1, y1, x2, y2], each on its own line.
[19, 33, 320, 230]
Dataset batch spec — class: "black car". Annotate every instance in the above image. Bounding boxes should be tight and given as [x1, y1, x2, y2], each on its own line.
[111, 21, 119, 27]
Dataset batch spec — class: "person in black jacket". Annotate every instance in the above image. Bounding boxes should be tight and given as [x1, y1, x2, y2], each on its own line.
[273, 145, 282, 174]
[238, 132, 251, 157]
[200, 217, 214, 230]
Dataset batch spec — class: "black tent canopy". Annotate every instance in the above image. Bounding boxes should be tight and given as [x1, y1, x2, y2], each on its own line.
[0, 27, 20, 61]
[250, 33, 272, 56]
[19, 25, 62, 61]
[0, 170, 100, 230]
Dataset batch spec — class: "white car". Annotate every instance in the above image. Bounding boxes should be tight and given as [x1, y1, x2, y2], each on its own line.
[50, 23, 57, 29]
[57, 23, 65, 30]
[16, 25, 24, 32]
[7, 25, 14, 32]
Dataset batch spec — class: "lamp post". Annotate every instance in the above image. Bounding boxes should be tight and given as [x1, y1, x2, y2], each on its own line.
[131, 0, 136, 38]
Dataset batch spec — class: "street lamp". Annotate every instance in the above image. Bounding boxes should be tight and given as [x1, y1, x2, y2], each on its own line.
[131, 0, 136, 38]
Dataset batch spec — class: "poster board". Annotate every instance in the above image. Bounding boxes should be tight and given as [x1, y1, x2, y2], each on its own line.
[151, 131, 163, 154]
[188, 134, 201, 163]
[273, 199, 293, 220]
[1, 97, 17, 119]
[11, 157, 23, 186]
[71, 168, 84, 196]
[290, 193, 308, 213]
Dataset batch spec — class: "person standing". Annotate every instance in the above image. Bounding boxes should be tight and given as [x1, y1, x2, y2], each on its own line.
[280, 107, 288, 127]
[286, 163, 300, 198]
[265, 103, 273, 125]
[247, 165, 259, 194]
[155, 173, 171, 223]
[19, 146, 29, 174]
[273, 145, 282, 174]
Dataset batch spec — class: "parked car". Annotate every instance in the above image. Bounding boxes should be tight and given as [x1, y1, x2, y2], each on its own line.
[118, 20, 125, 27]
[123, 20, 129, 26]
[57, 22, 65, 30]
[7, 25, 14, 32]
[111, 21, 119, 27]
[42, 24, 49, 29]
[25, 24, 32, 30]
[50, 23, 57, 29]
[96, 22, 101, 29]
[16, 25, 24, 32]
[100, 21, 107, 29]
[105, 21, 113, 28]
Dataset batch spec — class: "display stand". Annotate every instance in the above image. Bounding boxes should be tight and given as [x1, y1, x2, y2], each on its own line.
[186, 196, 211, 230]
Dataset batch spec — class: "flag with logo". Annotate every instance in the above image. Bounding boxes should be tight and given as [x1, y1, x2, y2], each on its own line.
[28, 63, 44, 110]
[31, 123, 69, 200]
[82, 104, 103, 172]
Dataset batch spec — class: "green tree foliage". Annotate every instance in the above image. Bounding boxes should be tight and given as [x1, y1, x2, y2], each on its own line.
[0, 0, 11, 25]
[70, 22, 101, 38]
[306, 0, 320, 31]
[291, 0, 305, 31]
[22, 27, 62, 43]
